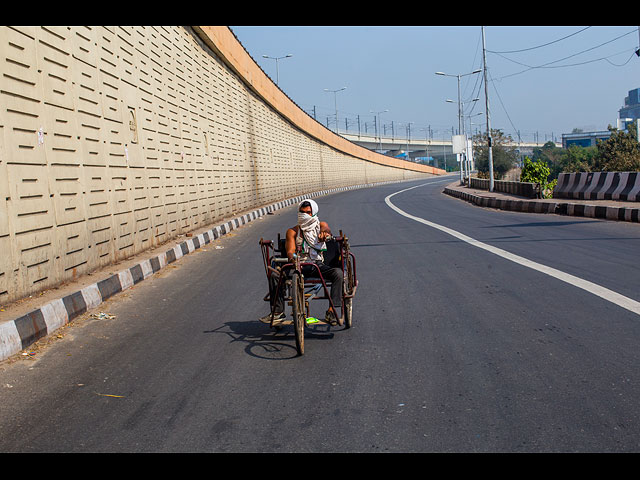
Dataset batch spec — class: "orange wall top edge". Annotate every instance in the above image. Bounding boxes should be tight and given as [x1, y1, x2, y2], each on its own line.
[192, 26, 446, 176]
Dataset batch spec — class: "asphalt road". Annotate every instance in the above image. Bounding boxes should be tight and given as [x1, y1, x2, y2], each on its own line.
[2, 177, 640, 452]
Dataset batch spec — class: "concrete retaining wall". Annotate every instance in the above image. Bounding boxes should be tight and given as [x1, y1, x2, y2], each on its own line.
[554, 172, 640, 201]
[469, 177, 540, 198]
[0, 26, 442, 305]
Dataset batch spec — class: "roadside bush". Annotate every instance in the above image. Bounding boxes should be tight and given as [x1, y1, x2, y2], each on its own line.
[520, 157, 557, 198]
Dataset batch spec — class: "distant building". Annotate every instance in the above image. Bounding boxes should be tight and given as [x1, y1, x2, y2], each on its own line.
[562, 130, 611, 148]
[560, 88, 639, 148]
[619, 87, 640, 129]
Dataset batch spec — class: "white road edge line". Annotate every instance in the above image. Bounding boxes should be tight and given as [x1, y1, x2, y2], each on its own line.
[385, 182, 640, 317]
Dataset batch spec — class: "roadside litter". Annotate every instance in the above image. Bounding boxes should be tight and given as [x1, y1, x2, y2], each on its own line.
[90, 312, 116, 320]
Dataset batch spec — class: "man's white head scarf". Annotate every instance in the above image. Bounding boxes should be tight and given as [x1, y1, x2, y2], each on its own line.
[298, 198, 319, 217]
[297, 199, 325, 261]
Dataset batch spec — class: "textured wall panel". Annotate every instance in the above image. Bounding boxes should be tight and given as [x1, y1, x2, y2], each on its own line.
[37, 26, 75, 111]
[0, 26, 437, 304]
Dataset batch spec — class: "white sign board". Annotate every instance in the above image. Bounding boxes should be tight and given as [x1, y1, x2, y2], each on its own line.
[452, 135, 467, 154]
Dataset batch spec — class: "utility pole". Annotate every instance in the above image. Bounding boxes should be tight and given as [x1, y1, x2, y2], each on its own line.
[371, 110, 388, 153]
[373, 116, 378, 151]
[482, 26, 494, 192]
[407, 122, 413, 161]
[457, 74, 464, 184]
[324, 87, 347, 134]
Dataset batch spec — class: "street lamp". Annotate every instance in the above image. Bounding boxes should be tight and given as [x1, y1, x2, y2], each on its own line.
[465, 111, 483, 177]
[262, 54, 292, 86]
[466, 112, 483, 145]
[445, 98, 479, 183]
[447, 97, 479, 182]
[420, 127, 432, 166]
[324, 87, 347, 133]
[370, 109, 388, 152]
[402, 122, 414, 161]
[436, 69, 481, 184]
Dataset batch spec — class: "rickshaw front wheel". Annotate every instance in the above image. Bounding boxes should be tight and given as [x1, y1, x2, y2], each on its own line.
[291, 271, 305, 355]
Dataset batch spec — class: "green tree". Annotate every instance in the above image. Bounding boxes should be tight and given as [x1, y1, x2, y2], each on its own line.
[564, 144, 597, 173]
[473, 129, 518, 180]
[593, 121, 640, 172]
[529, 122, 639, 178]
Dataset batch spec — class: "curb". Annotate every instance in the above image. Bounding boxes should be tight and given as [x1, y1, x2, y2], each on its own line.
[0, 179, 409, 361]
[443, 187, 640, 222]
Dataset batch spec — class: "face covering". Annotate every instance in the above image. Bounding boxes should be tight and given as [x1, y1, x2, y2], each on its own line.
[297, 211, 317, 229]
[297, 200, 325, 260]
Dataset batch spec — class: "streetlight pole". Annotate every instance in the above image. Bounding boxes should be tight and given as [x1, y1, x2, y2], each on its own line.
[447, 97, 479, 183]
[466, 112, 483, 173]
[442, 131, 447, 172]
[436, 68, 481, 185]
[370, 109, 388, 152]
[406, 122, 413, 161]
[420, 127, 431, 165]
[324, 87, 347, 133]
[262, 54, 292, 86]
[462, 100, 479, 182]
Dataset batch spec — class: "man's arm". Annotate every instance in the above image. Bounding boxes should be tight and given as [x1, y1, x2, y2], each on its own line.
[285, 227, 297, 262]
[319, 221, 332, 241]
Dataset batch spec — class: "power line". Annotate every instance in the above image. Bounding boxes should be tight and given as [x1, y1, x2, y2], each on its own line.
[461, 30, 483, 102]
[540, 47, 638, 69]
[604, 50, 638, 67]
[488, 26, 591, 54]
[487, 70, 520, 142]
[496, 47, 638, 80]
[492, 28, 638, 80]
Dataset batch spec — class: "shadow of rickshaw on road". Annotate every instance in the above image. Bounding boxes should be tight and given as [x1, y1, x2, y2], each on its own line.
[204, 319, 336, 360]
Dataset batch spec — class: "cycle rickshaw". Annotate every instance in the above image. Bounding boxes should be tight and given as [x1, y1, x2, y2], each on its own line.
[259, 230, 358, 356]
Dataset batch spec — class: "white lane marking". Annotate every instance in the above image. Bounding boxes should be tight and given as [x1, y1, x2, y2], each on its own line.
[385, 182, 640, 317]
[423, 178, 453, 185]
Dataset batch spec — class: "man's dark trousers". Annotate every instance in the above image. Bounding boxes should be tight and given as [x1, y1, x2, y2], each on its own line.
[269, 261, 343, 314]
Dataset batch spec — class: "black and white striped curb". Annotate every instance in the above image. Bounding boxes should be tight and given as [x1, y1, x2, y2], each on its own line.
[0, 178, 418, 361]
[555, 171, 640, 201]
[444, 187, 640, 222]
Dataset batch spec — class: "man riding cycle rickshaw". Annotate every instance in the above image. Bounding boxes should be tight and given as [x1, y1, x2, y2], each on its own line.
[259, 198, 357, 355]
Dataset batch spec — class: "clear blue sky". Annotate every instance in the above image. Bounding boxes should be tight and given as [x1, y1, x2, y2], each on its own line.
[229, 26, 640, 144]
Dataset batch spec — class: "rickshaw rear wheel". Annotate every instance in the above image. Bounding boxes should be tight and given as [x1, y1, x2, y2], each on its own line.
[343, 255, 355, 329]
[344, 297, 353, 329]
[292, 271, 305, 355]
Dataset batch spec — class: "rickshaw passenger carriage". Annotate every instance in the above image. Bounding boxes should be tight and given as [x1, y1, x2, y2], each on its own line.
[259, 230, 358, 356]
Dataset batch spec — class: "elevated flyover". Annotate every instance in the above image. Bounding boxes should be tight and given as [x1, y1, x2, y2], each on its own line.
[342, 132, 558, 167]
